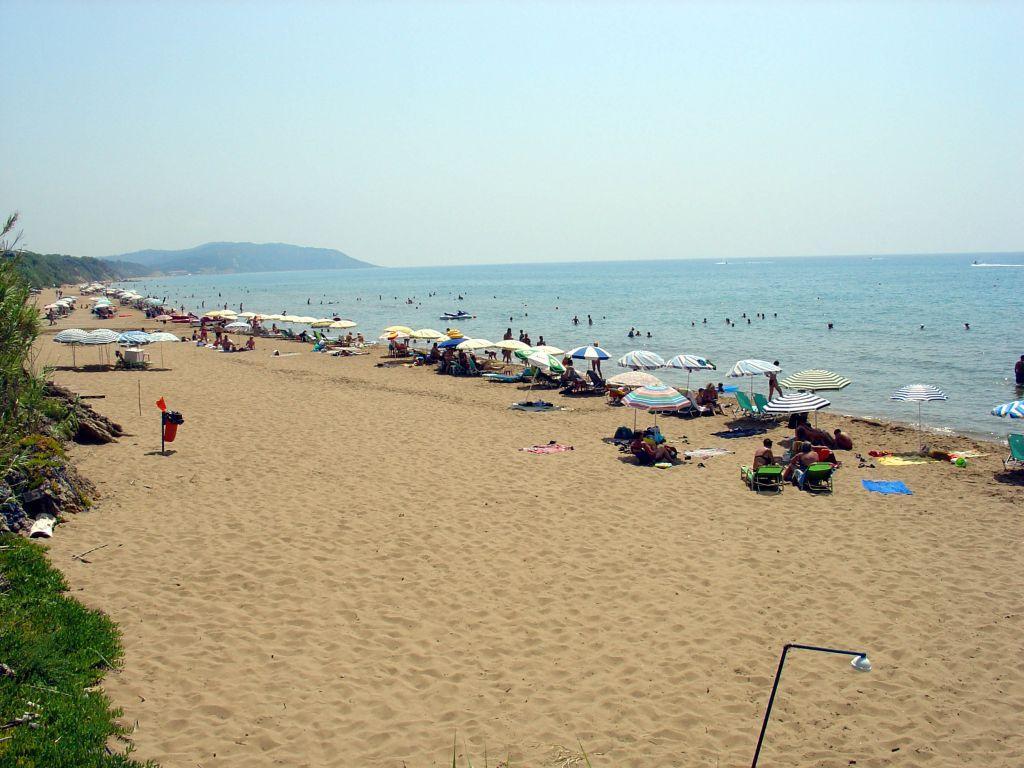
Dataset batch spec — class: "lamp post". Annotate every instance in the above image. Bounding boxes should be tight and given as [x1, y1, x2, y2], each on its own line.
[751, 643, 872, 767]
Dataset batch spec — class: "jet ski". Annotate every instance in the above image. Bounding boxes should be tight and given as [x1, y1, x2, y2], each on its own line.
[440, 311, 473, 320]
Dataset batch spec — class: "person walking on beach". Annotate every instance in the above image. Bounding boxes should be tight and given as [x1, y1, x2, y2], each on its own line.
[591, 342, 603, 377]
[1016, 355, 1024, 385]
[767, 361, 782, 400]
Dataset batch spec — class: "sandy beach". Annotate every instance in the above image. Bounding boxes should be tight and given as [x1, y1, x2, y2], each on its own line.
[32, 289, 1023, 767]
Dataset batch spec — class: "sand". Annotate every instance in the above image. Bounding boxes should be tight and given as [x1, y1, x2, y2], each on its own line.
[31, 289, 1024, 767]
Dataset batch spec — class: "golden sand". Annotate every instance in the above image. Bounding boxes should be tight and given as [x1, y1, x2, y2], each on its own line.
[32, 289, 1024, 767]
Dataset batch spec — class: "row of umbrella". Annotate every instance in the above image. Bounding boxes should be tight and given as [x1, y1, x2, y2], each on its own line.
[53, 328, 181, 366]
[205, 310, 357, 329]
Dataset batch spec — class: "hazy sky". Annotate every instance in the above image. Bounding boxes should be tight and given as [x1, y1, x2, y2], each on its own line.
[4, 1, 1023, 267]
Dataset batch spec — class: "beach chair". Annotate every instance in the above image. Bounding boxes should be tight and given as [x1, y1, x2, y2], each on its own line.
[680, 391, 711, 418]
[734, 391, 764, 420]
[801, 462, 835, 493]
[741, 464, 783, 494]
[587, 370, 606, 389]
[280, 328, 297, 341]
[1004, 433, 1024, 471]
[753, 393, 781, 421]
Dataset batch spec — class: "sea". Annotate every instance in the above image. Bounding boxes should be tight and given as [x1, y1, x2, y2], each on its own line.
[115, 253, 1024, 441]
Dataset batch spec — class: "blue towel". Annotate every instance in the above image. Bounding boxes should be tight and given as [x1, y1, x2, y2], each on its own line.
[862, 480, 912, 495]
[713, 427, 767, 439]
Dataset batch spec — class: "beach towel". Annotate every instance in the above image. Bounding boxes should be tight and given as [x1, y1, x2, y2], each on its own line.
[520, 443, 573, 454]
[877, 456, 931, 466]
[510, 401, 561, 412]
[684, 448, 733, 460]
[712, 427, 767, 439]
[862, 480, 913, 495]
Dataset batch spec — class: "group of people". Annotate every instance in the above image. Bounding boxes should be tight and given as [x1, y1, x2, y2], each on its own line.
[750, 424, 854, 489]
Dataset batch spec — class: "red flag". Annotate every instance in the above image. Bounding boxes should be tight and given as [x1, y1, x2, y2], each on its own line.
[156, 397, 167, 412]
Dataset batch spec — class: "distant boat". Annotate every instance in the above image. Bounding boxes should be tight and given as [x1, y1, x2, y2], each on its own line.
[441, 310, 473, 320]
[970, 262, 1024, 268]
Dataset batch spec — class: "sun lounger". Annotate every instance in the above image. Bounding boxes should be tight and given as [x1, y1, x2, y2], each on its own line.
[1005, 433, 1024, 471]
[800, 462, 835, 493]
[753, 393, 782, 421]
[741, 464, 783, 493]
[734, 391, 766, 420]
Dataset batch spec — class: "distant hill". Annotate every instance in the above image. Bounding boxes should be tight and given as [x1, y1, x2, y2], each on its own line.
[13, 251, 147, 289]
[110, 242, 375, 274]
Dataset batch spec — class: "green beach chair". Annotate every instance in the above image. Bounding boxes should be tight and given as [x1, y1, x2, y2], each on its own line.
[1004, 433, 1024, 471]
[741, 464, 783, 493]
[734, 391, 763, 419]
[753, 393, 780, 421]
[801, 462, 835, 493]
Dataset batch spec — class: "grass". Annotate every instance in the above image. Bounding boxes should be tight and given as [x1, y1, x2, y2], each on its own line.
[0, 535, 155, 767]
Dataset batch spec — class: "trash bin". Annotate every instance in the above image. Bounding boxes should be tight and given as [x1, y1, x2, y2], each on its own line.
[162, 410, 184, 443]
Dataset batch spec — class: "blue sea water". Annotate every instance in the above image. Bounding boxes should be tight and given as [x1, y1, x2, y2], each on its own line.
[117, 254, 1024, 440]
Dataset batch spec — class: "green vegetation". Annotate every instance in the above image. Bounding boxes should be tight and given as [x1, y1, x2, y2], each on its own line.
[1, 213, 148, 765]
[14, 251, 146, 289]
[0, 537, 153, 767]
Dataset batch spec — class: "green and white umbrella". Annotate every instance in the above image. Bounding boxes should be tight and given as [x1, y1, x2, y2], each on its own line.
[780, 369, 851, 392]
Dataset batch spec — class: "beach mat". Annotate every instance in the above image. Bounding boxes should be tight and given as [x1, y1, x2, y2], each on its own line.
[712, 427, 767, 439]
[520, 443, 573, 454]
[862, 479, 913, 495]
[877, 456, 932, 466]
[684, 448, 733, 460]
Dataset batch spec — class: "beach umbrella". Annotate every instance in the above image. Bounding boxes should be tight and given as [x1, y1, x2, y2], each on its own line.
[237, 311, 258, 318]
[623, 384, 690, 429]
[891, 384, 948, 447]
[310, 319, 335, 328]
[991, 400, 1024, 419]
[526, 350, 565, 374]
[54, 328, 88, 366]
[82, 329, 120, 344]
[146, 331, 180, 366]
[568, 345, 610, 361]
[456, 338, 493, 351]
[763, 392, 831, 414]
[383, 325, 414, 334]
[117, 331, 152, 345]
[224, 321, 251, 331]
[617, 350, 666, 370]
[410, 328, 445, 340]
[780, 369, 851, 392]
[330, 319, 357, 329]
[154, 314, 172, 321]
[666, 354, 716, 390]
[728, 359, 780, 395]
[533, 344, 565, 356]
[493, 339, 531, 351]
[607, 371, 663, 388]
[437, 337, 464, 349]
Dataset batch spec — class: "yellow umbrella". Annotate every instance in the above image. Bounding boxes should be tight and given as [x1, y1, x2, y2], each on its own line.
[330, 319, 357, 329]
[310, 319, 335, 328]
[383, 325, 413, 334]
[237, 311, 258, 319]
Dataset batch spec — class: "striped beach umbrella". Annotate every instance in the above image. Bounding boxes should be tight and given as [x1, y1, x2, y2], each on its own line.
[891, 384, 947, 446]
[117, 331, 153, 345]
[568, 345, 610, 361]
[617, 350, 666, 370]
[54, 328, 88, 366]
[607, 371, 662, 389]
[623, 384, 690, 429]
[82, 329, 120, 344]
[991, 401, 1024, 419]
[780, 369, 851, 392]
[728, 359, 780, 395]
[763, 392, 831, 414]
[666, 354, 715, 390]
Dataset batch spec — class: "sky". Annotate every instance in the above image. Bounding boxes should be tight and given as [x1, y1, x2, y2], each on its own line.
[3, 1, 1023, 267]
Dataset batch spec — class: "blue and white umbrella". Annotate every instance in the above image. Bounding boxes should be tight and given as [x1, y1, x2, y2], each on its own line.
[118, 331, 152, 345]
[617, 350, 665, 370]
[891, 384, 948, 445]
[568, 345, 610, 361]
[727, 359, 780, 395]
[992, 400, 1024, 419]
[666, 354, 715, 390]
[54, 328, 89, 366]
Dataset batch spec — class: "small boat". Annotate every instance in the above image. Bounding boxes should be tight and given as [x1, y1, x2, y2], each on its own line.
[441, 311, 473, 320]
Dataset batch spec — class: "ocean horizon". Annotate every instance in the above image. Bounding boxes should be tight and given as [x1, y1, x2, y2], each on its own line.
[116, 252, 1024, 441]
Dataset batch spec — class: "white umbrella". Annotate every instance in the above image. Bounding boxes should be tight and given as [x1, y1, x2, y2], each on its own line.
[456, 338, 493, 351]
[617, 350, 666, 370]
[666, 354, 716, 390]
[568, 345, 610, 361]
[54, 328, 88, 366]
[607, 371, 663, 388]
[533, 344, 565, 356]
[410, 328, 445, 340]
[728, 359, 780, 395]
[492, 339, 531, 351]
[224, 321, 251, 331]
[330, 319, 357, 330]
[891, 384, 948, 447]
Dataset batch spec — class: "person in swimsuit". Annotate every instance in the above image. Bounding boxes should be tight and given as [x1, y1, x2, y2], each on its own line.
[753, 438, 775, 469]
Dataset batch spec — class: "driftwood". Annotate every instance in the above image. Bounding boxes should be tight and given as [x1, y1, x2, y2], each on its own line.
[44, 383, 124, 444]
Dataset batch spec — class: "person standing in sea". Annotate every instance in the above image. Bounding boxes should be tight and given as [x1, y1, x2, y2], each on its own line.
[1016, 355, 1024, 386]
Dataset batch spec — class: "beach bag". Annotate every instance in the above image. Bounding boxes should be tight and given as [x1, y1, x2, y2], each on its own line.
[614, 426, 634, 441]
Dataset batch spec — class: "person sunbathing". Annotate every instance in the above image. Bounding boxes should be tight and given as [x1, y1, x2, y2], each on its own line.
[245, 336, 255, 351]
[753, 438, 775, 469]
[833, 429, 853, 450]
[796, 423, 835, 448]
[697, 384, 725, 414]
[784, 442, 821, 485]
[630, 435, 678, 465]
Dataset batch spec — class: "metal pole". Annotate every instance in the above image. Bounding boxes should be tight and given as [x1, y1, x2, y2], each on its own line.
[160, 412, 165, 454]
[751, 643, 869, 767]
